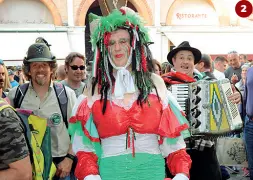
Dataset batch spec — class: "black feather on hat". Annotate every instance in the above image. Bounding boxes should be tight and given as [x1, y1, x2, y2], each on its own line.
[36, 37, 51, 50]
[167, 41, 202, 65]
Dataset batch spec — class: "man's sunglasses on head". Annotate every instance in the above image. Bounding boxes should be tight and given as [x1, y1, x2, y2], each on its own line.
[70, 65, 85, 70]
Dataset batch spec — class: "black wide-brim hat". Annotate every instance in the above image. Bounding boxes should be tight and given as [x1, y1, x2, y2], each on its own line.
[167, 41, 202, 65]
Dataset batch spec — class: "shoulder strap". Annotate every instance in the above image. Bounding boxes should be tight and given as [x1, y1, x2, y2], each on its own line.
[0, 99, 10, 111]
[16, 111, 33, 164]
[53, 82, 68, 128]
[0, 102, 34, 164]
[2, 92, 6, 98]
[82, 82, 87, 94]
[14, 83, 29, 108]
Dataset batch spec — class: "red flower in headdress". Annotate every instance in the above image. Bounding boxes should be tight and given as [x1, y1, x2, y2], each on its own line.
[135, 25, 139, 31]
[104, 32, 111, 49]
[126, 21, 134, 29]
[95, 50, 100, 76]
[120, 8, 126, 15]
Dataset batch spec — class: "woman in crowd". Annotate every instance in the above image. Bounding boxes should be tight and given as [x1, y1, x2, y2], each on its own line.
[152, 59, 162, 75]
[236, 63, 251, 95]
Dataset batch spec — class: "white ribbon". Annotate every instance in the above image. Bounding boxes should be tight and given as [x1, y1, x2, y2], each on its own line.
[108, 48, 136, 99]
[132, 28, 139, 50]
[84, 175, 102, 180]
[114, 68, 136, 99]
[172, 173, 189, 180]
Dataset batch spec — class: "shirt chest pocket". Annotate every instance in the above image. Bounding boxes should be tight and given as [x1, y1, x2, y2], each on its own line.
[48, 112, 63, 127]
[41, 98, 63, 127]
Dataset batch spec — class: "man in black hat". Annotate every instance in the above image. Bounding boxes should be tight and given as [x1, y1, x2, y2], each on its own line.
[164, 41, 242, 180]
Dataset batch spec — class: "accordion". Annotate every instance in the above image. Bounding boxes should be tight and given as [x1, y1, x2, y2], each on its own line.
[170, 79, 243, 136]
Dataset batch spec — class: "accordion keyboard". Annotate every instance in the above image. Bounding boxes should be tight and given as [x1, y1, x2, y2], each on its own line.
[221, 81, 242, 126]
[170, 84, 189, 113]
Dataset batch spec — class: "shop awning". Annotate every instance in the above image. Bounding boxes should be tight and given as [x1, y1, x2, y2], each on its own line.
[0, 32, 71, 66]
[162, 26, 253, 55]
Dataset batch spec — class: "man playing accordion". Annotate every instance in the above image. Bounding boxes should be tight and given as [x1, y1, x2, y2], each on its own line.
[162, 41, 242, 180]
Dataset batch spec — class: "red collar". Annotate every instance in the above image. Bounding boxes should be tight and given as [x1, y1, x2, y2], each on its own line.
[161, 71, 196, 85]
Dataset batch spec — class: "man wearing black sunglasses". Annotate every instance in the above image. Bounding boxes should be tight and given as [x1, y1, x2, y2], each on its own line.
[60, 52, 86, 98]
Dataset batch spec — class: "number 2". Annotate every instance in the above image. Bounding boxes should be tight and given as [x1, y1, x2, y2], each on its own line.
[241, 5, 247, 12]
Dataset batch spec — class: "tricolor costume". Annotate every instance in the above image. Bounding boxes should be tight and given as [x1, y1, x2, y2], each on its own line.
[69, 7, 191, 180]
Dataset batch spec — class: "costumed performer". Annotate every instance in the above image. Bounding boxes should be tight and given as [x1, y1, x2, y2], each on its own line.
[69, 7, 192, 180]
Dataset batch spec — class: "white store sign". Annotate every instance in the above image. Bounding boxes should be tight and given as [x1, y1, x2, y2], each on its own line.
[170, 0, 219, 26]
[0, 0, 54, 24]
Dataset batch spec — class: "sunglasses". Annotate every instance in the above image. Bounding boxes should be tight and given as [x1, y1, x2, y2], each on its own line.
[0, 59, 4, 65]
[69, 65, 85, 70]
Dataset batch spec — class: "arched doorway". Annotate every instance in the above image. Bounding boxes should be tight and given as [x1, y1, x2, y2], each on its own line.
[84, 0, 103, 61]
[166, 0, 219, 26]
[0, 0, 62, 25]
[0, 0, 72, 65]
[76, 0, 153, 26]
[162, 0, 253, 55]
[40, 0, 62, 25]
[164, 0, 220, 52]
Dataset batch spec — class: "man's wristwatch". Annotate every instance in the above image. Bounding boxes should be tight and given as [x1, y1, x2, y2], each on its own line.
[65, 153, 75, 161]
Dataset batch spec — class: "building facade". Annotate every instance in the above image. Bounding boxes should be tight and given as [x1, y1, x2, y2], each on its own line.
[0, 0, 252, 65]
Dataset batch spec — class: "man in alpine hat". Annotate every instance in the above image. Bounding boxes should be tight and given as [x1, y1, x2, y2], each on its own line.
[8, 38, 77, 180]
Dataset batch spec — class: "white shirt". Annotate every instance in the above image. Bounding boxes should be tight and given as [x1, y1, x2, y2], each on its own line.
[213, 69, 225, 80]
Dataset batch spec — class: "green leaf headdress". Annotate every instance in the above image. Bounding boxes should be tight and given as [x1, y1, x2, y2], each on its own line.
[89, 7, 157, 114]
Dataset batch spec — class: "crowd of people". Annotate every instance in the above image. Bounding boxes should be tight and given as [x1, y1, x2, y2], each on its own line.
[0, 6, 251, 180]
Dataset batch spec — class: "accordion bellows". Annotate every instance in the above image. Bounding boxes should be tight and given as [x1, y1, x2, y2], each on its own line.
[171, 79, 243, 136]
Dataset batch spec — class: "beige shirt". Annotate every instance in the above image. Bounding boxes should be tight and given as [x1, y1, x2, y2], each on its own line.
[8, 82, 77, 157]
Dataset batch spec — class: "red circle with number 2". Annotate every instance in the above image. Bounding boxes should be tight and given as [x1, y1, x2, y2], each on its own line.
[235, 0, 253, 18]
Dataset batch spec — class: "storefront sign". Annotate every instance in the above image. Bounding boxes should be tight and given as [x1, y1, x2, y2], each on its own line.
[169, 0, 219, 26]
[0, 0, 53, 25]
[0, 19, 49, 24]
[176, 13, 208, 20]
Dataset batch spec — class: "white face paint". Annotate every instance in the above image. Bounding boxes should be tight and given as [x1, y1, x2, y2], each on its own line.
[108, 29, 131, 68]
